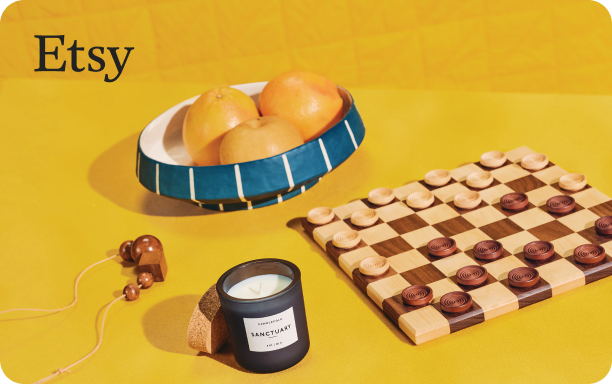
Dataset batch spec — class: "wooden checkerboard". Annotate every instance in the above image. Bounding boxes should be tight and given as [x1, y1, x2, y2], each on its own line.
[301, 147, 612, 345]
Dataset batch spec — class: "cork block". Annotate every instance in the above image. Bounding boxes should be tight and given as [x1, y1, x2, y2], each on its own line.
[187, 285, 229, 354]
[138, 250, 168, 282]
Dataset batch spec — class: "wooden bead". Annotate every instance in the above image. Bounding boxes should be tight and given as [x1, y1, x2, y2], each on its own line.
[137, 272, 154, 289]
[119, 240, 134, 262]
[123, 283, 140, 301]
[131, 235, 163, 264]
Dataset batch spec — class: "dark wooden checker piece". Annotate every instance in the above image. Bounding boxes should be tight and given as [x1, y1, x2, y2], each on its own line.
[465, 247, 512, 266]
[449, 273, 497, 292]
[492, 202, 537, 217]
[538, 202, 584, 219]
[417, 245, 462, 263]
[515, 251, 563, 269]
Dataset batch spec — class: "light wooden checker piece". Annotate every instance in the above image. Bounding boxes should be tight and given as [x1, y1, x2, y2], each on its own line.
[301, 147, 612, 345]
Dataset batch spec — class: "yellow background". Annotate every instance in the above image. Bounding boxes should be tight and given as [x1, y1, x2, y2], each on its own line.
[1, 1, 612, 384]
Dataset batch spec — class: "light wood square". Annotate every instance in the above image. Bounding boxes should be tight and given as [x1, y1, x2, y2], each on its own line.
[338, 246, 379, 278]
[509, 207, 554, 230]
[470, 282, 519, 320]
[359, 223, 399, 245]
[526, 185, 563, 207]
[505, 146, 536, 163]
[491, 164, 530, 183]
[451, 228, 492, 251]
[449, 163, 484, 182]
[431, 182, 470, 203]
[313, 220, 351, 249]
[401, 226, 444, 248]
[376, 202, 414, 222]
[603, 243, 612, 257]
[479, 184, 515, 205]
[398, 306, 450, 345]
[367, 274, 410, 309]
[463, 205, 507, 227]
[557, 209, 600, 232]
[388, 250, 431, 273]
[551, 233, 591, 257]
[332, 199, 368, 220]
[498, 231, 540, 254]
[533, 165, 568, 185]
[572, 188, 612, 209]
[536, 259, 585, 296]
[484, 256, 527, 280]
[416, 203, 460, 225]
[431, 253, 478, 277]
[427, 279, 462, 303]
[394, 182, 429, 200]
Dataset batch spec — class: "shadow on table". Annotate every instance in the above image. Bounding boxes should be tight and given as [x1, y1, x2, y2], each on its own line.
[141, 295, 252, 373]
[285, 217, 415, 346]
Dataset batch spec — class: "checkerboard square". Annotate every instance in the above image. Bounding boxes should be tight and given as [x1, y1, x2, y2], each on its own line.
[536, 258, 585, 296]
[557, 209, 600, 232]
[387, 214, 429, 235]
[338, 246, 380, 277]
[551, 233, 592, 257]
[590, 201, 612, 217]
[375, 202, 414, 222]
[416, 204, 460, 225]
[604, 243, 612, 257]
[498, 231, 540, 254]
[538, 202, 584, 219]
[431, 301, 485, 333]
[417, 245, 462, 262]
[509, 207, 554, 230]
[475, 160, 513, 171]
[344, 217, 384, 231]
[515, 251, 563, 269]
[427, 279, 462, 302]
[371, 236, 413, 257]
[532, 165, 568, 185]
[470, 282, 519, 320]
[394, 182, 430, 200]
[550, 182, 592, 196]
[447, 200, 488, 214]
[353, 267, 398, 294]
[499, 278, 552, 309]
[431, 253, 479, 277]
[333, 199, 369, 219]
[526, 185, 564, 207]
[432, 182, 470, 203]
[464, 247, 512, 266]
[313, 220, 352, 248]
[449, 273, 497, 292]
[451, 228, 492, 251]
[398, 306, 450, 345]
[527, 221, 575, 242]
[565, 254, 612, 285]
[460, 178, 501, 192]
[359, 223, 400, 245]
[462, 206, 507, 228]
[505, 175, 547, 194]
[577, 227, 612, 246]
[573, 188, 612, 209]
[433, 216, 476, 237]
[491, 164, 530, 183]
[327, 239, 368, 260]
[361, 197, 400, 210]
[401, 226, 445, 248]
[505, 146, 536, 163]
[449, 163, 484, 182]
[484, 255, 527, 280]
[479, 184, 515, 205]
[419, 179, 458, 192]
[367, 274, 411, 309]
[383, 295, 426, 323]
[387, 250, 431, 273]
[401, 264, 447, 285]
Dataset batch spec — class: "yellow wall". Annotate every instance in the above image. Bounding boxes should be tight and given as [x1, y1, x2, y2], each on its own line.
[1, 0, 612, 94]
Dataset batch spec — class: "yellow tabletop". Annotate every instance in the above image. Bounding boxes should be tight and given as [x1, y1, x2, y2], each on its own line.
[1, 78, 612, 384]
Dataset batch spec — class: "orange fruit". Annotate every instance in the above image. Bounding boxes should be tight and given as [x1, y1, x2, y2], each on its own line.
[219, 116, 304, 165]
[259, 71, 344, 142]
[183, 87, 260, 166]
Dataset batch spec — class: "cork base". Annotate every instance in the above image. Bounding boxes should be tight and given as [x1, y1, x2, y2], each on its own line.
[187, 285, 229, 354]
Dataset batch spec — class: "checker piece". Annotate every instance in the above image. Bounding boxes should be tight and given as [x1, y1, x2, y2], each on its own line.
[574, 244, 606, 265]
[454, 191, 481, 209]
[480, 151, 507, 168]
[500, 193, 529, 211]
[546, 196, 575, 214]
[368, 187, 394, 206]
[595, 216, 612, 236]
[406, 191, 434, 209]
[559, 173, 587, 191]
[424, 169, 451, 187]
[456, 265, 488, 286]
[427, 237, 457, 257]
[466, 171, 494, 189]
[307, 207, 334, 225]
[401, 285, 433, 306]
[523, 241, 555, 261]
[440, 292, 473, 313]
[332, 230, 361, 249]
[351, 209, 378, 227]
[508, 267, 540, 288]
[521, 153, 549, 171]
[473, 240, 504, 260]
[359, 256, 389, 276]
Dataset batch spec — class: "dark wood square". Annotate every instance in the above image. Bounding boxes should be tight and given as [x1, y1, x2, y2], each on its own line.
[301, 215, 341, 235]
[566, 254, 612, 284]
[418, 179, 457, 191]
[400, 264, 447, 285]
[352, 266, 398, 294]
[492, 202, 537, 217]
[370, 236, 413, 257]
[474, 160, 513, 171]
[589, 201, 612, 217]
[527, 221, 575, 242]
[431, 301, 485, 333]
[504, 175, 547, 194]
[515, 252, 563, 268]
[417, 245, 462, 262]
[478, 218, 524, 240]
[326, 240, 368, 260]
[460, 178, 501, 192]
[383, 294, 429, 323]
[433, 216, 476, 237]
[407, 196, 444, 212]
[464, 248, 512, 265]
[577, 227, 612, 246]
[550, 182, 592, 196]
[387, 214, 429, 235]
[538, 203, 584, 219]
[343, 217, 384, 231]
[449, 273, 497, 292]
[499, 277, 552, 309]
[361, 197, 400, 209]
[447, 200, 489, 214]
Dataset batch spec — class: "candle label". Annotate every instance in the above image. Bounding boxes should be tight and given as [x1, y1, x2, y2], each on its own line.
[243, 307, 298, 352]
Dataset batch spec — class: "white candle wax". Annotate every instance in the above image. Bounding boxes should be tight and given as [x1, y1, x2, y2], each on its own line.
[227, 274, 292, 299]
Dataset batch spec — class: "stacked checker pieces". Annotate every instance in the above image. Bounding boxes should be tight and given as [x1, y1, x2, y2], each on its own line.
[301, 147, 612, 345]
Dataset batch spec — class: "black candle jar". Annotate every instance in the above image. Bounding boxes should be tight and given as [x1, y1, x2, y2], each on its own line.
[216, 259, 310, 373]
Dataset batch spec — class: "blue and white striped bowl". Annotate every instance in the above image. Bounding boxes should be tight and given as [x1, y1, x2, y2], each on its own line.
[136, 82, 365, 211]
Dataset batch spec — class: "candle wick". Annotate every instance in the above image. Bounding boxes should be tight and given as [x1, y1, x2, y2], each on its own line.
[248, 282, 263, 295]
[259, 282, 262, 294]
